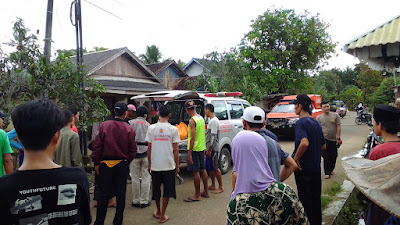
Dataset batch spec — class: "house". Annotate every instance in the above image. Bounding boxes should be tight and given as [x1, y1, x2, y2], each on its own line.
[147, 60, 188, 88]
[182, 58, 211, 77]
[71, 47, 166, 116]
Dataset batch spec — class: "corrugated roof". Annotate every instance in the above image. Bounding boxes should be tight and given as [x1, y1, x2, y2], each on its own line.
[346, 15, 400, 49]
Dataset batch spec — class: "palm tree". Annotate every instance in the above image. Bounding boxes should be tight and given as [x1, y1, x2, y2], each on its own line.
[140, 45, 163, 64]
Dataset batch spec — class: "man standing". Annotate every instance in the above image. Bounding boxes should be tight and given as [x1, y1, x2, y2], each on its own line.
[291, 94, 325, 225]
[231, 106, 298, 190]
[129, 105, 151, 208]
[91, 102, 137, 225]
[7, 128, 24, 167]
[69, 108, 79, 134]
[124, 104, 136, 123]
[317, 101, 342, 179]
[0, 112, 13, 176]
[0, 100, 91, 224]
[184, 100, 209, 202]
[146, 104, 180, 223]
[204, 104, 223, 194]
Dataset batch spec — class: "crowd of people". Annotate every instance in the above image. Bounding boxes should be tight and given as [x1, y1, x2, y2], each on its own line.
[0, 94, 399, 225]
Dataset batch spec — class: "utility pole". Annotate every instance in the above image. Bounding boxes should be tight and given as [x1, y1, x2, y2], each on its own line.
[44, 0, 54, 59]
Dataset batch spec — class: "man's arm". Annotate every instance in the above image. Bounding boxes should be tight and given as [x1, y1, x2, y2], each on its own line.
[71, 134, 83, 168]
[232, 171, 237, 191]
[293, 138, 309, 170]
[3, 153, 13, 174]
[147, 143, 152, 174]
[336, 125, 342, 144]
[79, 171, 92, 225]
[127, 129, 137, 162]
[187, 119, 196, 164]
[280, 156, 298, 182]
[173, 143, 179, 174]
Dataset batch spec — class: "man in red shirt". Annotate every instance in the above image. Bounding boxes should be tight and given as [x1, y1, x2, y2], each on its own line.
[91, 102, 137, 225]
[369, 104, 400, 161]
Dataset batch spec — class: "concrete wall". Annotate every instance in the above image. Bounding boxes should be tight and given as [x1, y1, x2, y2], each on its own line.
[184, 63, 203, 77]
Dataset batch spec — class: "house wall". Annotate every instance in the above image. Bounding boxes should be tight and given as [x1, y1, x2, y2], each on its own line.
[184, 63, 203, 77]
[95, 55, 150, 79]
[157, 67, 181, 88]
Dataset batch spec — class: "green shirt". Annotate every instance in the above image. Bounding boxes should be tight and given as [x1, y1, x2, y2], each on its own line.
[54, 127, 82, 167]
[188, 115, 206, 152]
[1, 129, 13, 177]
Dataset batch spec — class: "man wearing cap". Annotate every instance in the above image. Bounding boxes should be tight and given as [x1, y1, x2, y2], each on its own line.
[124, 104, 136, 123]
[231, 106, 298, 189]
[0, 112, 13, 177]
[184, 100, 209, 202]
[129, 105, 151, 208]
[91, 101, 137, 225]
[291, 94, 325, 225]
[317, 101, 342, 179]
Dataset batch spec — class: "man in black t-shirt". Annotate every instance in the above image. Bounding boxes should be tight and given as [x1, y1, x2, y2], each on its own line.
[290, 94, 325, 225]
[0, 100, 92, 225]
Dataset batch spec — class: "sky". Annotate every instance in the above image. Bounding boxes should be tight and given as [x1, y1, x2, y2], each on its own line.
[0, 0, 399, 70]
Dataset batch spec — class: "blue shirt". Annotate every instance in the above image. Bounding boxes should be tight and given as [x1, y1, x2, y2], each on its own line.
[292, 117, 325, 172]
[258, 129, 279, 142]
[7, 129, 23, 150]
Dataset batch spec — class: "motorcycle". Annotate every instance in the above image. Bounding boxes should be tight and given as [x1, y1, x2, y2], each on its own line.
[337, 106, 347, 118]
[355, 109, 372, 125]
[361, 123, 383, 159]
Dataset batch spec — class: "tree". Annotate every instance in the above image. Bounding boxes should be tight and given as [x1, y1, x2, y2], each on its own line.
[356, 64, 384, 104]
[176, 59, 186, 69]
[140, 45, 162, 64]
[0, 18, 109, 130]
[239, 9, 336, 93]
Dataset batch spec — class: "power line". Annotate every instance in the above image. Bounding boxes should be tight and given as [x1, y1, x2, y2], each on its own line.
[83, 0, 123, 21]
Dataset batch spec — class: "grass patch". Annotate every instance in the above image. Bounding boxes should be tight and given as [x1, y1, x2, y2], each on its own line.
[321, 182, 343, 210]
[333, 189, 364, 225]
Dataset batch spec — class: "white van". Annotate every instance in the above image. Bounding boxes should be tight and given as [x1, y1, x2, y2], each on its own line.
[131, 90, 251, 174]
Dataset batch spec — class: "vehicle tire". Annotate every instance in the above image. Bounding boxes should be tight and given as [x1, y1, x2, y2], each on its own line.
[355, 117, 362, 125]
[219, 147, 231, 175]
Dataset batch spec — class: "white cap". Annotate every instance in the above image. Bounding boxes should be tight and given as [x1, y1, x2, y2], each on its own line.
[241, 106, 265, 123]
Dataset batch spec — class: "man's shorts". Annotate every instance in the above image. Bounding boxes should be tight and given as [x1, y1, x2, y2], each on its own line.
[206, 151, 219, 171]
[187, 151, 205, 172]
[151, 170, 176, 200]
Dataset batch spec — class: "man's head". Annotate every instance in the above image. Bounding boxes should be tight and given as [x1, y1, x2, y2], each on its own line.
[159, 104, 172, 119]
[136, 105, 148, 118]
[127, 104, 136, 118]
[12, 100, 64, 151]
[0, 111, 8, 128]
[63, 109, 74, 128]
[373, 104, 400, 136]
[321, 101, 330, 114]
[114, 101, 128, 118]
[395, 98, 400, 109]
[184, 100, 197, 115]
[291, 94, 312, 115]
[241, 106, 265, 130]
[69, 108, 79, 123]
[204, 104, 214, 118]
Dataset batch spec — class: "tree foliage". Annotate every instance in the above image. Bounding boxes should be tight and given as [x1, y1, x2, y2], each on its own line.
[140, 45, 162, 64]
[0, 18, 109, 130]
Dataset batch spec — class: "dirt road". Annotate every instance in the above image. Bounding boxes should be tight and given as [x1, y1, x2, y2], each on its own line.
[91, 111, 370, 225]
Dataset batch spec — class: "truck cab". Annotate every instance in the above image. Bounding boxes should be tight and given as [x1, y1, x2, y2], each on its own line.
[266, 94, 323, 136]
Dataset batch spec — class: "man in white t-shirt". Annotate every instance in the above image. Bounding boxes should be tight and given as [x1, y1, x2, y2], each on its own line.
[146, 104, 180, 223]
[205, 104, 223, 194]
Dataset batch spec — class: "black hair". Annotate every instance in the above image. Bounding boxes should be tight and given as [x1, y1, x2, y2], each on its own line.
[246, 121, 264, 129]
[300, 103, 311, 113]
[136, 106, 148, 117]
[69, 107, 79, 116]
[378, 120, 400, 134]
[205, 104, 214, 113]
[321, 101, 329, 107]
[159, 104, 171, 118]
[63, 109, 74, 126]
[12, 100, 65, 151]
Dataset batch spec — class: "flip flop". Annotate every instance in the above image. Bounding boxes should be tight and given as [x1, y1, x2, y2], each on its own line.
[324, 175, 330, 179]
[153, 212, 161, 219]
[201, 193, 210, 198]
[184, 197, 200, 202]
[208, 186, 217, 190]
[159, 215, 169, 223]
[211, 189, 224, 194]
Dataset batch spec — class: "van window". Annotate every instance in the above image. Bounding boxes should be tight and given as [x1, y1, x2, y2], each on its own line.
[168, 102, 182, 125]
[212, 100, 228, 120]
[228, 102, 243, 119]
[243, 102, 251, 109]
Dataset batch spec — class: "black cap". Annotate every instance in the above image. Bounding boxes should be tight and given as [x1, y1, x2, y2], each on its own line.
[184, 100, 197, 109]
[114, 102, 128, 114]
[0, 112, 8, 118]
[373, 104, 400, 123]
[289, 94, 312, 107]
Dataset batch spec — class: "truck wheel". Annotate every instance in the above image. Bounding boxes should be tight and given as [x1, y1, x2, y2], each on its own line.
[219, 147, 231, 175]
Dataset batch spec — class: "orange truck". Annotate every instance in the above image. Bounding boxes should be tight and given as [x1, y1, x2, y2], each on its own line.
[266, 94, 323, 136]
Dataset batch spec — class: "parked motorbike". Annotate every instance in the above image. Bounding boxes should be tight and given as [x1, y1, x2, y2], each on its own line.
[361, 123, 383, 159]
[355, 109, 372, 125]
[337, 107, 347, 118]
